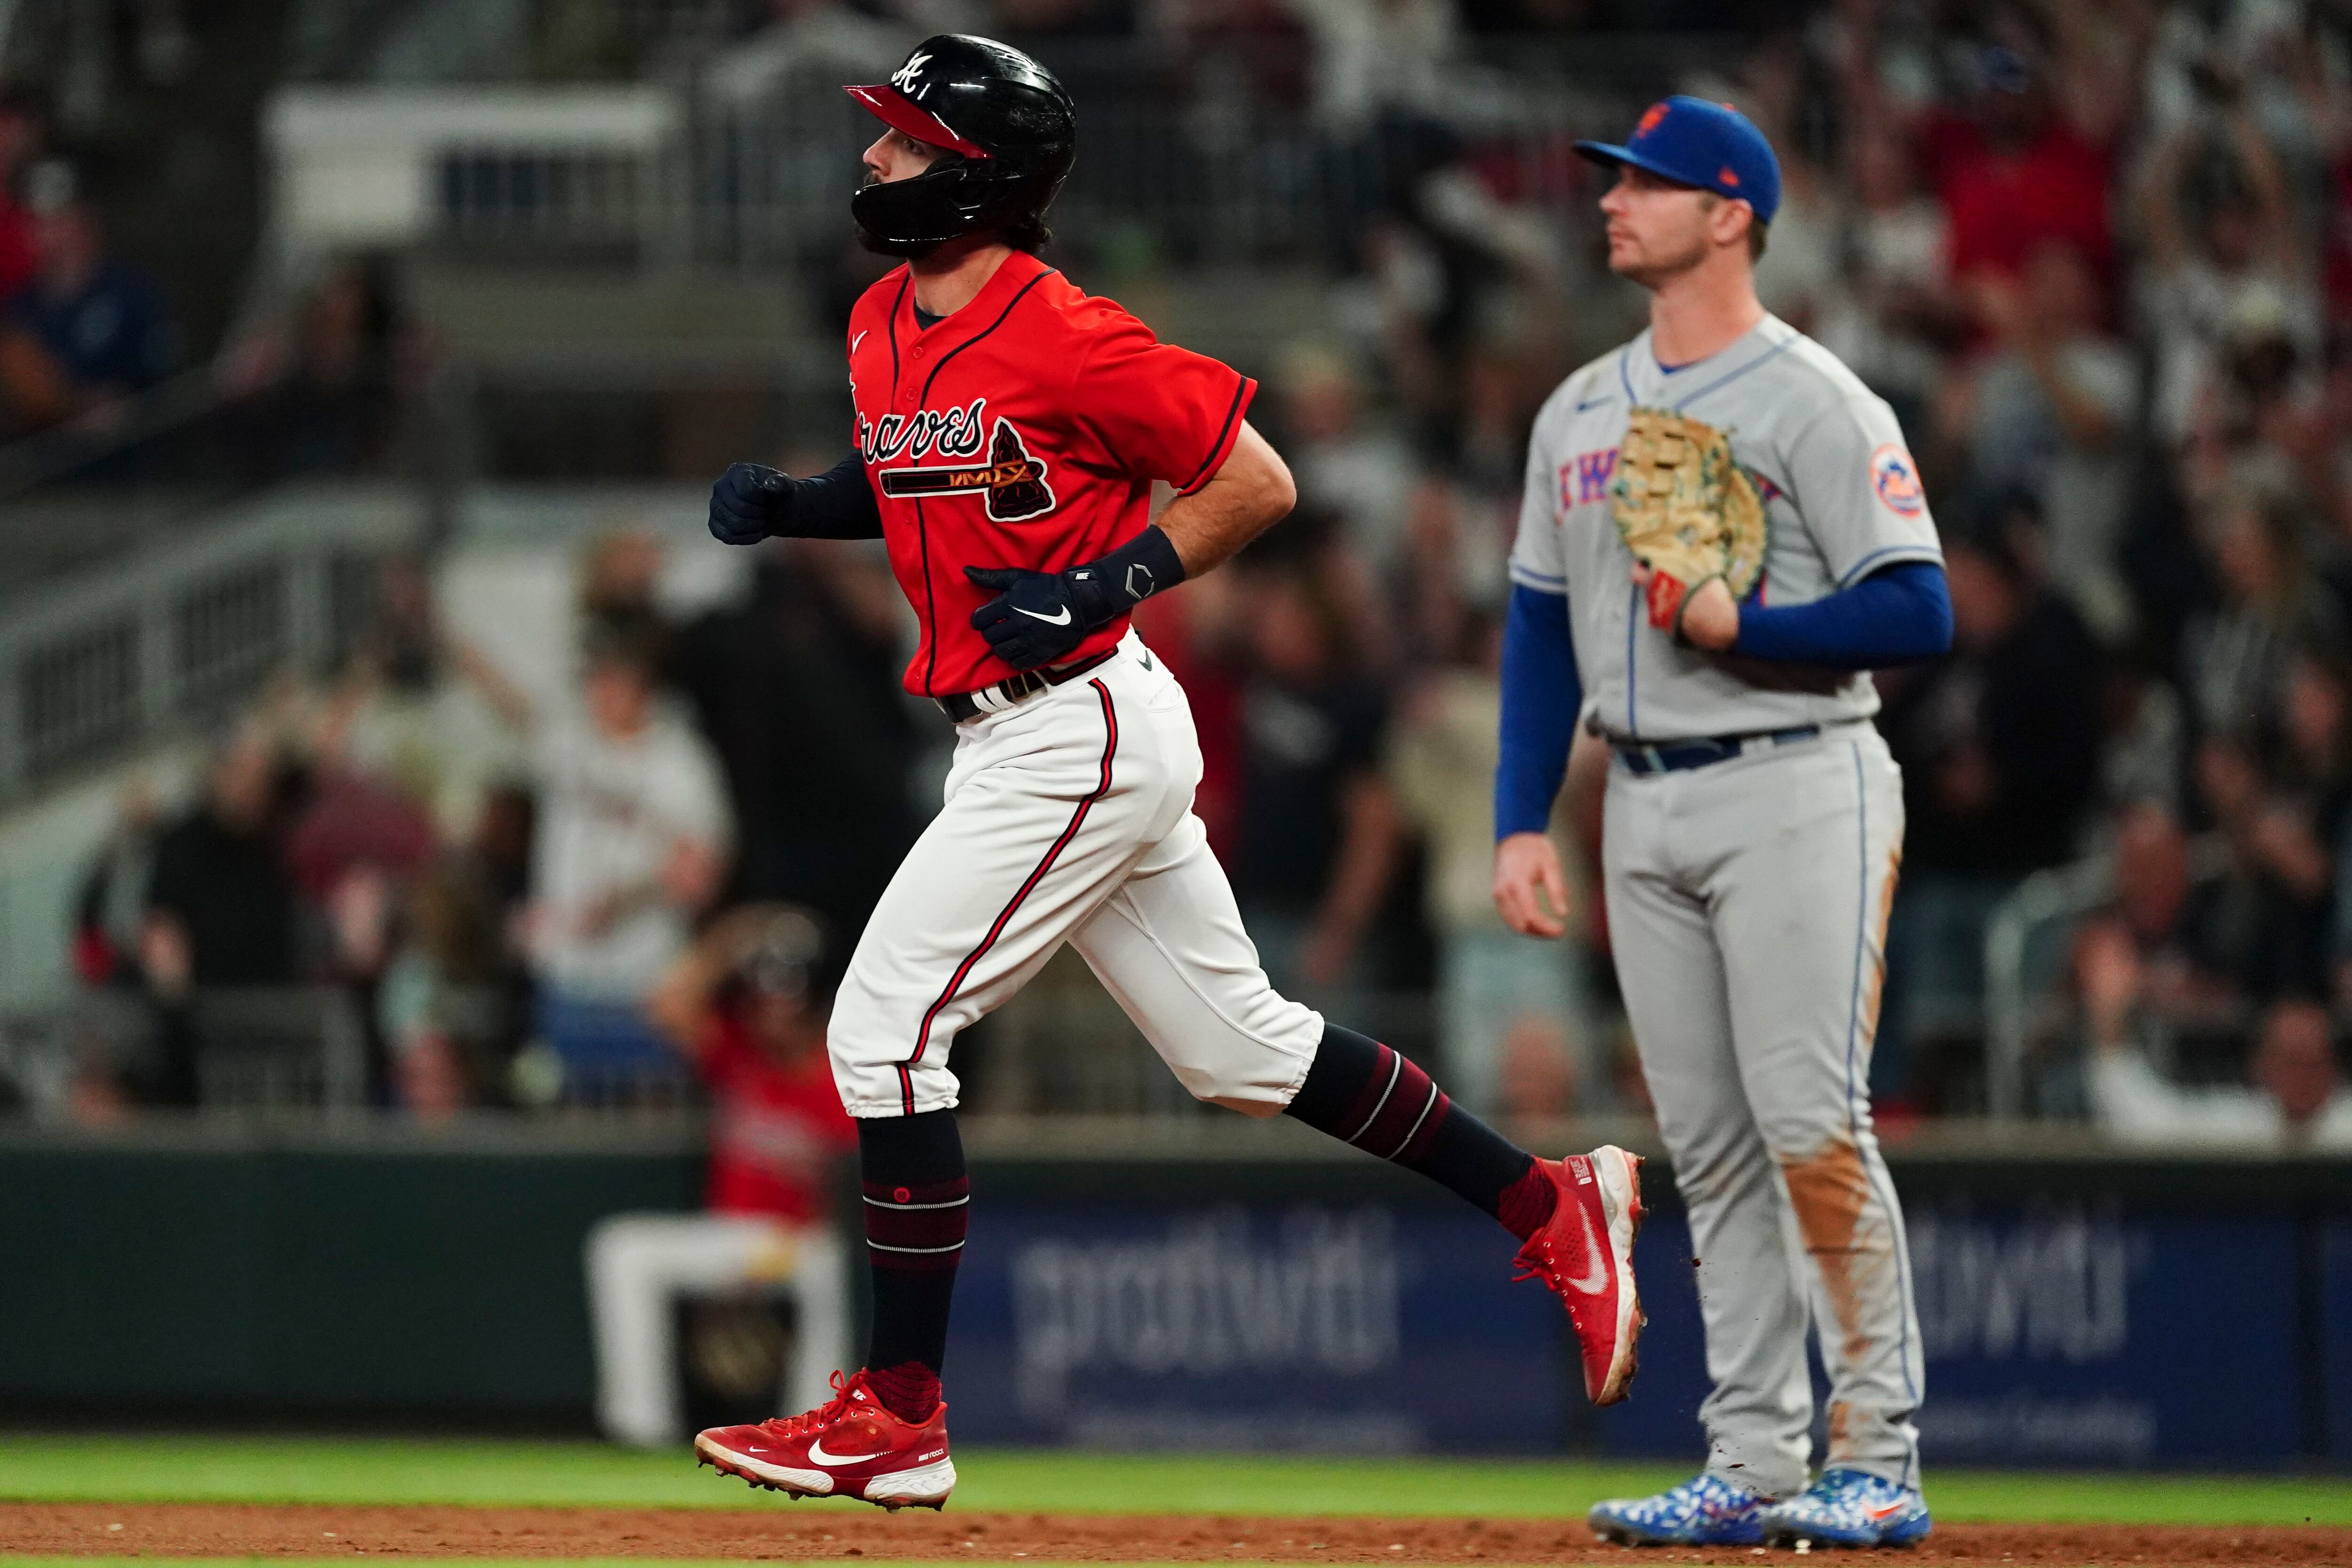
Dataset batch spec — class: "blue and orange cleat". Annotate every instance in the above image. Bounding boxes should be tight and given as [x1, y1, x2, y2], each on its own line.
[1760, 1468, 1932, 1548]
[1587, 1472, 1772, 1547]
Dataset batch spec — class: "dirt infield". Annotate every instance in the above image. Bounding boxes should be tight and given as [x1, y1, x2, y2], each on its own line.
[1, 1503, 2347, 1566]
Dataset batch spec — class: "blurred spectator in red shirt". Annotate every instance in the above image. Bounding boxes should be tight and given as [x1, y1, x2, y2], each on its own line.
[1929, 47, 2115, 325]
[0, 93, 48, 304]
[647, 903, 856, 1221]
[586, 903, 855, 1447]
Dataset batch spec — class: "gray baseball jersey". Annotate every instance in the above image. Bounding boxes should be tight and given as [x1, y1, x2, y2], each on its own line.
[1509, 313, 1942, 742]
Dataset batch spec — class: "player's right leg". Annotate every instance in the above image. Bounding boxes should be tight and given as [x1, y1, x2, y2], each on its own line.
[1694, 730, 1926, 1543]
[1065, 664, 1641, 1403]
[1580, 759, 1812, 1538]
[698, 649, 1190, 1509]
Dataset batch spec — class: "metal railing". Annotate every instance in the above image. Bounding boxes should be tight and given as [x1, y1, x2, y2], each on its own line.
[272, 32, 1735, 273]
[0, 484, 424, 803]
[7, 978, 1445, 1123]
[1981, 836, 2238, 1118]
[190, 986, 373, 1112]
[456, 84, 1610, 274]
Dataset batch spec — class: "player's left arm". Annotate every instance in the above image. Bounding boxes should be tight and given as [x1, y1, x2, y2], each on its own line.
[962, 422, 1293, 670]
[967, 319, 1292, 671]
[1668, 389, 1952, 664]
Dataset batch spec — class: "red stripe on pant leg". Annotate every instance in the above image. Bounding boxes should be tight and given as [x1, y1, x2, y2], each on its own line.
[898, 680, 1120, 1089]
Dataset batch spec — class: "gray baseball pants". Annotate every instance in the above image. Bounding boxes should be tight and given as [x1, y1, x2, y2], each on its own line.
[1602, 722, 1923, 1497]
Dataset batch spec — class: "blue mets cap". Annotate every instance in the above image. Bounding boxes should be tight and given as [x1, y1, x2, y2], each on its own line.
[1574, 95, 1782, 227]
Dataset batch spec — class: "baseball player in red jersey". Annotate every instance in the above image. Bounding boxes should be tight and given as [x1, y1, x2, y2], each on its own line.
[690, 35, 1642, 1511]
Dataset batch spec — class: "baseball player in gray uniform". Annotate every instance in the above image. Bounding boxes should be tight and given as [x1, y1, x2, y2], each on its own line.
[1490, 99, 1953, 1549]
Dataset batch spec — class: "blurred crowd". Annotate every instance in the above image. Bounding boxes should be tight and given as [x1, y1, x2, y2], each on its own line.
[0, 79, 429, 477]
[44, 0, 2352, 1149]
[65, 530, 922, 1122]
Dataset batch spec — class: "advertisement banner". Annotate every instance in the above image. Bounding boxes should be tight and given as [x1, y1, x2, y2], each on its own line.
[943, 1201, 1568, 1452]
[2323, 1222, 2352, 1461]
[1596, 1202, 2303, 1466]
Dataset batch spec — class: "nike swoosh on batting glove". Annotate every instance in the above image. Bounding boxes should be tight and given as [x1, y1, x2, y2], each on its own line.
[709, 462, 795, 546]
[964, 526, 1187, 673]
[964, 565, 1097, 671]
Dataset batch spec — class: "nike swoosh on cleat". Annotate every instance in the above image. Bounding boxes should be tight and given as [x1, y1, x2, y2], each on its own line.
[1867, 1502, 1910, 1520]
[1014, 605, 1074, 625]
[803, 1438, 876, 1468]
[1566, 1203, 1610, 1294]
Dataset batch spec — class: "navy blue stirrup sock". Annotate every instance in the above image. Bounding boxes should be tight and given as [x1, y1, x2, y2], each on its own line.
[858, 1109, 966, 1419]
[1285, 1023, 1552, 1238]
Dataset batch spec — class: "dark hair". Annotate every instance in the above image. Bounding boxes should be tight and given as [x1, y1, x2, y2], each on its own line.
[1000, 211, 1052, 254]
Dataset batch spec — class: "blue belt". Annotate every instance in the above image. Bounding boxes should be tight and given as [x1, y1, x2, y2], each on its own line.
[1614, 724, 1821, 776]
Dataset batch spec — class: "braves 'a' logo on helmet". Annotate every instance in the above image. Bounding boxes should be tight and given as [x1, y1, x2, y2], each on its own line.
[889, 52, 931, 93]
[879, 419, 1055, 523]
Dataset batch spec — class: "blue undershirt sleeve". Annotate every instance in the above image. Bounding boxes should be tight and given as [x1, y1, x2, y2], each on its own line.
[1495, 580, 1583, 841]
[792, 453, 885, 540]
[1730, 560, 1953, 669]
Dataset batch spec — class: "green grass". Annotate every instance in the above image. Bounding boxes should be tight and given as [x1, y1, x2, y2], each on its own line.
[0, 1435, 2345, 1525]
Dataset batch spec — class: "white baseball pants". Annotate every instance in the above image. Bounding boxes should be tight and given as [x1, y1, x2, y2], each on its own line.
[1602, 724, 1924, 1497]
[828, 632, 1326, 1118]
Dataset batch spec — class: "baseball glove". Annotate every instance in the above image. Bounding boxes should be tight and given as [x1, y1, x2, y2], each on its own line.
[1610, 405, 1768, 634]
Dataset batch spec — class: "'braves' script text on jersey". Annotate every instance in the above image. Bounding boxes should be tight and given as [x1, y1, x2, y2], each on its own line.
[848, 252, 1256, 697]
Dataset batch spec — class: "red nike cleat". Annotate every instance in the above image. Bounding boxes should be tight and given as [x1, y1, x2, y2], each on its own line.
[694, 1369, 955, 1511]
[1513, 1145, 1645, 1404]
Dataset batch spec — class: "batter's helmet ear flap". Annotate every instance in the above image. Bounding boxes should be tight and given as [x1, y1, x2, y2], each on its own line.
[847, 35, 1076, 256]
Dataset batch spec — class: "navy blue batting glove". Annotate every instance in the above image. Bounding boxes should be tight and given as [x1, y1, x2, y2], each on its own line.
[964, 565, 1108, 671]
[709, 462, 795, 546]
[964, 528, 1188, 672]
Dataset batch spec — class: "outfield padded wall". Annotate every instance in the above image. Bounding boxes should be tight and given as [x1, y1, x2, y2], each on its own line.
[0, 1127, 2346, 1466]
[0, 1131, 701, 1412]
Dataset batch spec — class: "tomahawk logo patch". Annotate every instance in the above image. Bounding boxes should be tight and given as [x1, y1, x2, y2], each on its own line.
[879, 418, 1056, 522]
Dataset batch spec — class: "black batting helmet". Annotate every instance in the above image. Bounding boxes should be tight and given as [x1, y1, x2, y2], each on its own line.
[846, 35, 1076, 256]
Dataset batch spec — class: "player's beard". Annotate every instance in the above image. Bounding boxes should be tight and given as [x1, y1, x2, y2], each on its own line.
[1608, 222, 1712, 290]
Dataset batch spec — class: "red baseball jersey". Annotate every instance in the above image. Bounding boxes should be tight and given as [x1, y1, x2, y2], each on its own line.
[846, 250, 1257, 697]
